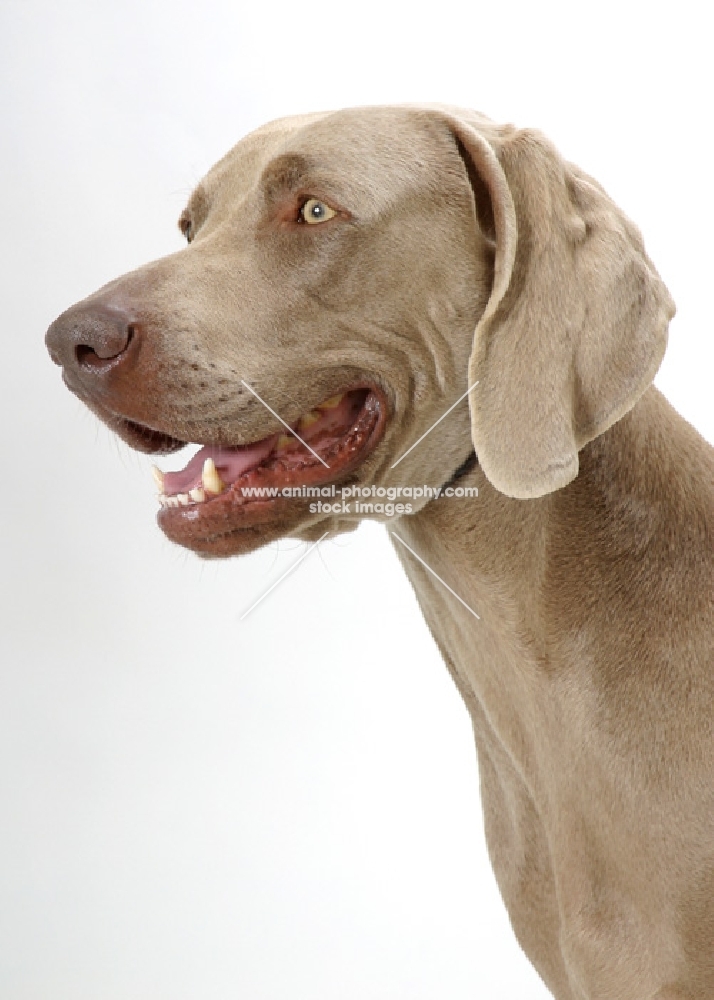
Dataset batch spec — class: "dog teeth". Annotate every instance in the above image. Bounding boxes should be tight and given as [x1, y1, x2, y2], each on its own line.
[319, 393, 344, 409]
[157, 487, 206, 508]
[156, 466, 217, 507]
[202, 456, 226, 495]
[151, 465, 165, 490]
[276, 433, 294, 449]
[298, 410, 322, 431]
[155, 459, 224, 508]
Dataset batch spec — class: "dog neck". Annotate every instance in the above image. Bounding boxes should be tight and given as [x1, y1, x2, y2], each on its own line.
[392, 386, 712, 800]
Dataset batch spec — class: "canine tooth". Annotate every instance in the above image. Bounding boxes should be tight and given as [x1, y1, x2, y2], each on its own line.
[151, 465, 165, 490]
[202, 457, 225, 495]
[319, 394, 344, 409]
[189, 487, 206, 502]
[178, 493, 190, 506]
[276, 434, 294, 449]
[299, 410, 322, 430]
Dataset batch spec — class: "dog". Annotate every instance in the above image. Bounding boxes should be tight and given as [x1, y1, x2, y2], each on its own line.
[45, 105, 714, 999]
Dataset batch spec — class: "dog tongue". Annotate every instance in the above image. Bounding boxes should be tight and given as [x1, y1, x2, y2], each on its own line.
[163, 435, 277, 495]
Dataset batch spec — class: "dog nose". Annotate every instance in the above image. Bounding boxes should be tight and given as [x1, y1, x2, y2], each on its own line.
[46, 302, 138, 374]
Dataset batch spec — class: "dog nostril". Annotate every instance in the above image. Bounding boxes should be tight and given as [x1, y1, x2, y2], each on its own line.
[75, 344, 94, 366]
[74, 322, 135, 369]
[46, 304, 139, 374]
[75, 343, 105, 368]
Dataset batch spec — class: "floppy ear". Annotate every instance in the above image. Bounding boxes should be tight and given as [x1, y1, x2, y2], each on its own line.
[440, 112, 675, 499]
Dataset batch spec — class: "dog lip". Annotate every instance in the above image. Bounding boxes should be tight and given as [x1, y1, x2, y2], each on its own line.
[155, 385, 388, 556]
[109, 415, 188, 455]
[89, 385, 382, 459]
[155, 384, 384, 497]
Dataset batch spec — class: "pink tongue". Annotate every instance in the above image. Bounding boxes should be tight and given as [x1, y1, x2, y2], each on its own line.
[163, 435, 277, 495]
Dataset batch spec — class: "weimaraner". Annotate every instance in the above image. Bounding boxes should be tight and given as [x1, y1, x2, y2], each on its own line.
[45, 105, 714, 999]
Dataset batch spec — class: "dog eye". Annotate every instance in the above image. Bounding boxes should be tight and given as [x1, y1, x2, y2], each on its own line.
[299, 198, 337, 225]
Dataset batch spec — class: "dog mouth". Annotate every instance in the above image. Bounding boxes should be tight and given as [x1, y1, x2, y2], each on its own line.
[139, 386, 386, 556]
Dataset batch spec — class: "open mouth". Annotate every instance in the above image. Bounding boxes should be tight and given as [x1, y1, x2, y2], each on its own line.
[146, 386, 386, 556]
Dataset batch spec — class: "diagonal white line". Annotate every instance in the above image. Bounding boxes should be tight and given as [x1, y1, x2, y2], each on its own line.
[240, 531, 330, 620]
[390, 531, 480, 620]
[390, 381, 479, 469]
[241, 380, 330, 468]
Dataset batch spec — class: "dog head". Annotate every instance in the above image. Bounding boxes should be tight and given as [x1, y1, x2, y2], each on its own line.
[46, 105, 674, 556]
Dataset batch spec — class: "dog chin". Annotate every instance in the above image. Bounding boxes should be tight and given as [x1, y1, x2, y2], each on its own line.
[174, 513, 361, 561]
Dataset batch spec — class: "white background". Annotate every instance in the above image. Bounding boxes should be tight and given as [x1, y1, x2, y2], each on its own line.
[1, 2, 712, 998]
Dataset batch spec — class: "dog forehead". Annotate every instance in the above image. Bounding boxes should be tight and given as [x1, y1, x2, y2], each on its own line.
[195, 114, 327, 201]
[196, 105, 463, 217]
[288, 105, 452, 160]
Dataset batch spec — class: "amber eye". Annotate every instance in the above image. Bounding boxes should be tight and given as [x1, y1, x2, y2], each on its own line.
[299, 198, 337, 225]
